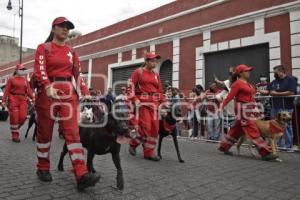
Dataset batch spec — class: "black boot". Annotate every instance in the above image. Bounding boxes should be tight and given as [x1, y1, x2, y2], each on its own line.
[129, 146, 136, 156]
[262, 153, 278, 161]
[77, 172, 101, 192]
[144, 155, 161, 161]
[12, 138, 20, 143]
[36, 170, 53, 182]
[218, 147, 233, 156]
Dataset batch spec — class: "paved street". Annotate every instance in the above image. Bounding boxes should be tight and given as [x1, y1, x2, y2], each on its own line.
[1, 120, 300, 200]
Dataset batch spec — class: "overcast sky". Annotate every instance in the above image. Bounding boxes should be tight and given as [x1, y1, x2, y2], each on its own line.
[0, 0, 174, 49]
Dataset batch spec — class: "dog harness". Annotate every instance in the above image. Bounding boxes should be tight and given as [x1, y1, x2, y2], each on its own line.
[269, 120, 284, 136]
[162, 120, 176, 133]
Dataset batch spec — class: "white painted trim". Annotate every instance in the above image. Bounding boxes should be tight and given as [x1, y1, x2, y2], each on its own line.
[172, 38, 180, 87]
[255, 18, 265, 36]
[132, 49, 137, 60]
[150, 44, 155, 53]
[118, 52, 122, 63]
[88, 59, 92, 88]
[195, 31, 281, 86]
[290, 9, 300, 21]
[290, 9, 300, 73]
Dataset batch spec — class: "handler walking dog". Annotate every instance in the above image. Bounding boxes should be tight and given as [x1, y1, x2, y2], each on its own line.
[236, 111, 292, 157]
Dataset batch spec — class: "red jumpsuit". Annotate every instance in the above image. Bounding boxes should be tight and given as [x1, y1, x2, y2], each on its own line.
[33, 42, 89, 181]
[129, 68, 166, 157]
[3, 76, 33, 140]
[219, 79, 271, 157]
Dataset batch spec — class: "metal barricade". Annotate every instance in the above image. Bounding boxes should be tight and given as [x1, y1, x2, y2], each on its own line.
[169, 95, 300, 152]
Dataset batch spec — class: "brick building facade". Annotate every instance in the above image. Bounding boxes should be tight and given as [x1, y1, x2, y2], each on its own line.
[0, 0, 299, 94]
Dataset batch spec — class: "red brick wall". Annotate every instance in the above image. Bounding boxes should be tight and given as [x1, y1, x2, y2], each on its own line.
[136, 46, 150, 59]
[91, 54, 118, 93]
[122, 51, 132, 62]
[265, 14, 292, 74]
[80, 60, 89, 73]
[180, 34, 203, 93]
[155, 42, 173, 61]
[211, 23, 254, 44]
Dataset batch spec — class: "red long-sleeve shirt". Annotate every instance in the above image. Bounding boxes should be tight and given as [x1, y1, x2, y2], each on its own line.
[222, 79, 256, 110]
[130, 68, 166, 103]
[2, 76, 34, 103]
[33, 42, 89, 96]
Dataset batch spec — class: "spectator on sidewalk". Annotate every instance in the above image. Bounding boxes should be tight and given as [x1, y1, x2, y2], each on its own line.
[191, 84, 206, 139]
[293, 78, 300, 148]
[205, 82, 222, 141]
[183, 90, 195, 137]
[116, 86, 127, 101]
[256, 74, 271, 120]
[104, 88, 115, 112]
[260, 65, 297, 151]
[214, 67, 236, 133]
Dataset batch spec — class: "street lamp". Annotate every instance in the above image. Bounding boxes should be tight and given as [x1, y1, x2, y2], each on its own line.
[6, 0, 24, 64]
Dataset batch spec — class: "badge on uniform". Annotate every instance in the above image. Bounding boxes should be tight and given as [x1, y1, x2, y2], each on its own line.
[67, 52, 73, 64]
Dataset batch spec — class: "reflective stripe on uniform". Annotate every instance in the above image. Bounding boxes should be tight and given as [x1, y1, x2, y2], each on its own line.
[67, 143, 83, 151]
[37, 151, 48, 158]
[36, 142, 51, 149]
[252, 138, 269, 150]
[70, 153, 84, 161]
[147, 137, 157, 143]
[10, 125, 19, 131]
[10, 124, 19, 129]
[144, 143, 156, 149]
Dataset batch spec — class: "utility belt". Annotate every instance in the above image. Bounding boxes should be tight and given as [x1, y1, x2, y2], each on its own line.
[10, 92, 25, 96]
[136, 92, 159, 97]
[49, 76, 72, 82]
[136, 92, 161, 102]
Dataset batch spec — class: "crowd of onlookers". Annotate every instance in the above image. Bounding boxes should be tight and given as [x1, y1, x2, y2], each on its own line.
[87, 65, 300, 152]
[179, 65, 300, 152]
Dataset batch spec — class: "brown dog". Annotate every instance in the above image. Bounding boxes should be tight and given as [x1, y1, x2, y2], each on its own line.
[236, 111, 292, 156]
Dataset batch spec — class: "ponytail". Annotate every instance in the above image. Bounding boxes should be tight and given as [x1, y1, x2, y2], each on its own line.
[45, 31, 54, 43]
[230, 73, 239, 85]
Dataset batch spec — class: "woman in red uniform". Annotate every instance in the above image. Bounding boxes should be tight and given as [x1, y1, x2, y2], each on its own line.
[33, 17, 100, 191]
[218, 64, 278, 161]
[2, 64, 33, 143]
[128, 52, 166, 161]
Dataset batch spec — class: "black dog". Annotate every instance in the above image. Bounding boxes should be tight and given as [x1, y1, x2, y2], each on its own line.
[57, 100, 129, 190]
[25, 107, 65, 141]
[157, 104, 184, 163]
[25, 107, 37, 141]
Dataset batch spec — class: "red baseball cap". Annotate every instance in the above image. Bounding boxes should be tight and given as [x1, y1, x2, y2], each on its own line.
[235, 64, 253, 74]
[52, 17, 75, 29]
[145, 52, 161, 60]
[15, 64, 26, 70]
